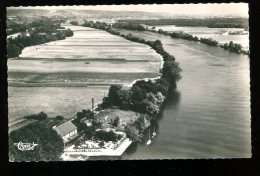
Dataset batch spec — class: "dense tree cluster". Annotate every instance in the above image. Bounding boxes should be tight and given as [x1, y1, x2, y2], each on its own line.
[220, 41, 248, 54]
[125, 125, 140, 142]
[200, 38, 219, 46]
[100, 80, 167, 117]
[7, 19, 74, 58]
[170, 31, 199, 41]
[7, 22, 28, 35]
[9, 122, 64, 161]
[23, 111, 48, 120]
[72, 109, 95, 132]
[94, 130, 123, 142]
[112, 22, 146, 31]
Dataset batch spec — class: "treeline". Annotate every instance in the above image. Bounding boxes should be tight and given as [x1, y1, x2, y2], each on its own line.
[118, 18, 249, 29]
[112, 22, 146, 31]
[7, 19, 74, 58]
[219, 41, 248, 54]
[9, 122, 64, 161]
[162, 29, 247, 54]
[7, 23, 28, 35]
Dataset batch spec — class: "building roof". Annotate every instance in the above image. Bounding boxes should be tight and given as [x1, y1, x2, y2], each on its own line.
[54, 121, 77, 137]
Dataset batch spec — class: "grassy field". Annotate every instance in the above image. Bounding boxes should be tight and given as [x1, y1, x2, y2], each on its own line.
[8, 59, 160, 74]
[8, 72, 160, 86]
[9, 86, 110, 122]
[95, 109, 146, 129]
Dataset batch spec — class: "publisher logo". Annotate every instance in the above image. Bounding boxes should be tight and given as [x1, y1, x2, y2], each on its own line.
[14, 141, 38, 151]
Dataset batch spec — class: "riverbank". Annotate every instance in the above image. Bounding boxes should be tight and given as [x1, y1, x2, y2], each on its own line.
[111, 21, 249, 55]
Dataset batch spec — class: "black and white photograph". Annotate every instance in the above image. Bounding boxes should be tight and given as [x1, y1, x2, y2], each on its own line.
[6, 3, 251, 161]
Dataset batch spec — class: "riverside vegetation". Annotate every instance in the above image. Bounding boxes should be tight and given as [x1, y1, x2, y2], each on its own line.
[111, 21, 249, 55]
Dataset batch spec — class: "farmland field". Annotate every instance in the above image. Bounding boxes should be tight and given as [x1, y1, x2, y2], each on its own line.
[8, 25, 162, 128]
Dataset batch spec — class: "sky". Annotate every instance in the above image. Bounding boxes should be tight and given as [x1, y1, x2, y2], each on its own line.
[9, 3, 249, 17]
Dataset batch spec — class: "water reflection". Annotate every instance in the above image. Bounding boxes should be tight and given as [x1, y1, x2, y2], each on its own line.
[124, 142, 138, 154]
[166, 89, 182, 107]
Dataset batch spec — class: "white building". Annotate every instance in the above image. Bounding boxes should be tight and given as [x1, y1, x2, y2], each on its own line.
[54, 121, 77, 143]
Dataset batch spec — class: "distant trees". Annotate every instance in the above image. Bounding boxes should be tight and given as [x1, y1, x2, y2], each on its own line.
[7, 22, 28, 35]
[9, 122, 63, 161]
[200, 38, 218, 46]
[220, 41, 244, 54]
[112, 22, 145, 31]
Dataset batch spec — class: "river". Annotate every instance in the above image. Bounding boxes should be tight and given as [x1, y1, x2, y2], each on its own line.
[119, 30, 251, 159]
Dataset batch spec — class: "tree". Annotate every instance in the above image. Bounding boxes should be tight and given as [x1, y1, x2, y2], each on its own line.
[82, 109, 94, 119]
[55, 115, 64, 121]
[133, 80, 154, 94]
[108, 84, 123, 106]
[9, 123, 63, 161]
[162, 60, 182, 87]
[131, 85, 147, 111]
[118, 89, 132, 110]
[7, 44, 21, 58]
[70, 21, 79, 25]
[125, 125, 140, 142]
[113, 116, 120, 127]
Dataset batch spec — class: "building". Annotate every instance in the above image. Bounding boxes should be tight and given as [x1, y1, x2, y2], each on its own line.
[53, 121, 77, 143]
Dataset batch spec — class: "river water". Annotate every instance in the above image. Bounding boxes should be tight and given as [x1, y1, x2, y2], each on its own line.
[119, 30, 251, 159]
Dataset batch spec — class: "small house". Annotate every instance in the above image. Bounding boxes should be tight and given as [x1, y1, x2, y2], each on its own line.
[54, 121, 77, 143]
